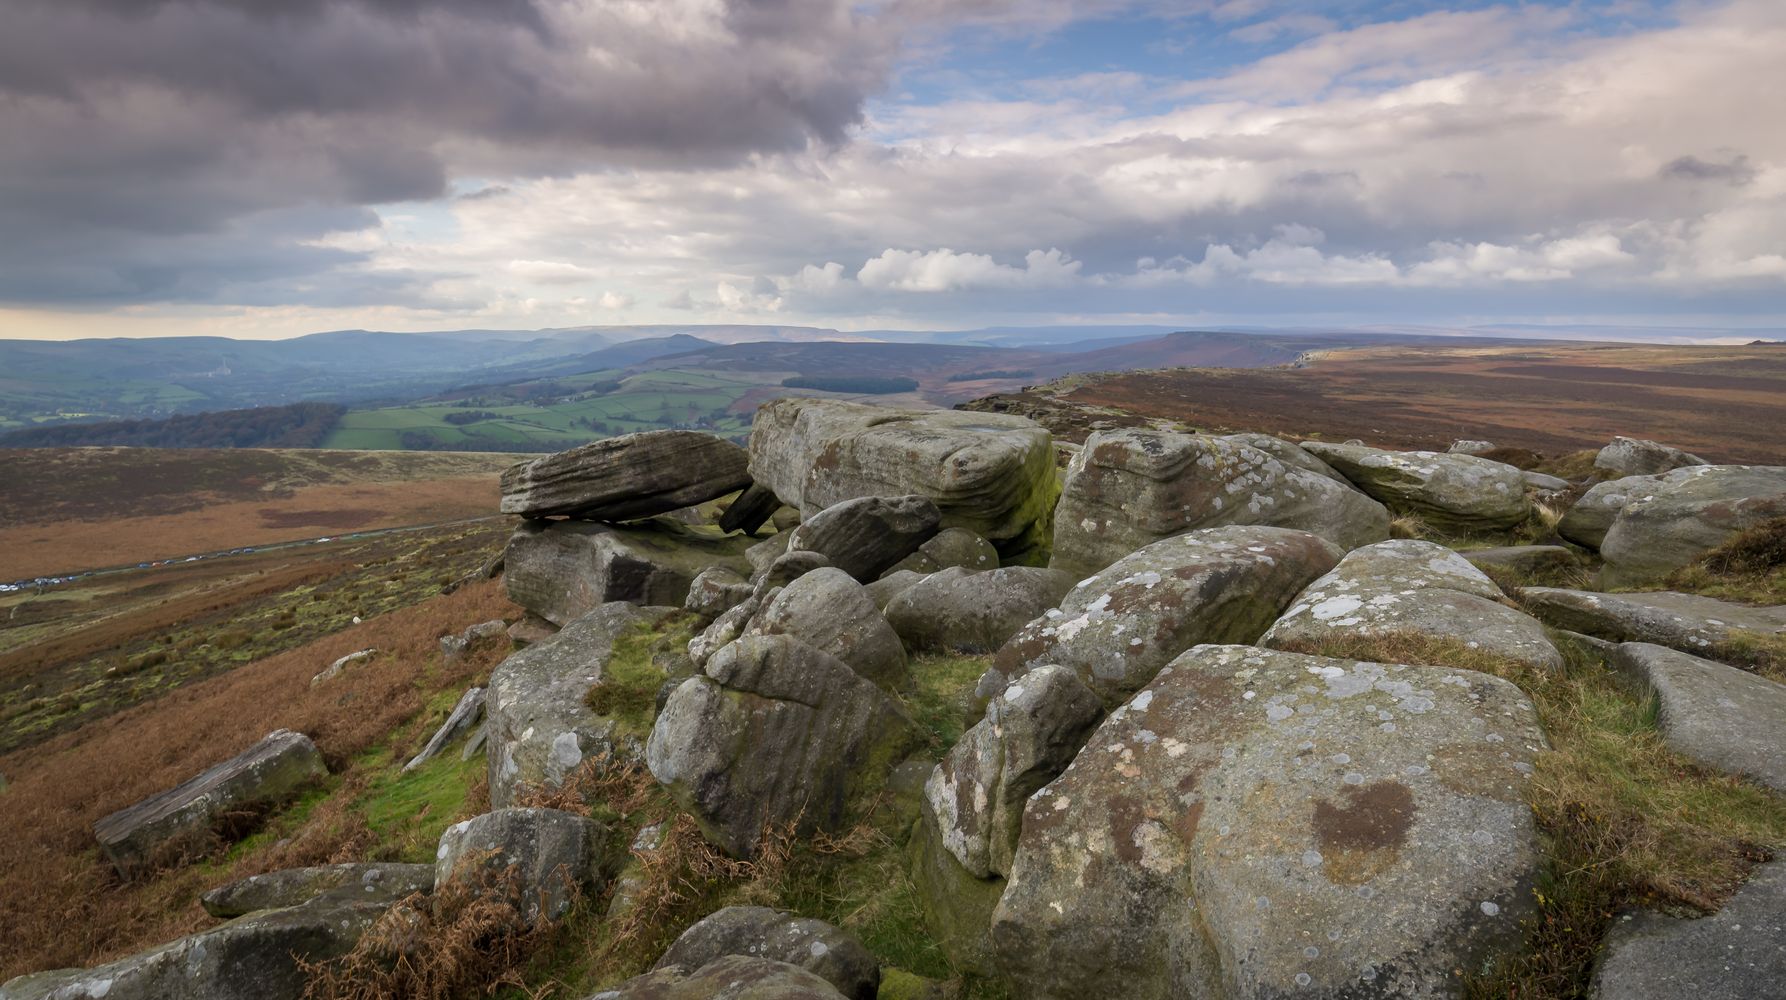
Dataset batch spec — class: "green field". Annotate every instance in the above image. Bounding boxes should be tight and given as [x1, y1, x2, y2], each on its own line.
[321, 368, 776, 450]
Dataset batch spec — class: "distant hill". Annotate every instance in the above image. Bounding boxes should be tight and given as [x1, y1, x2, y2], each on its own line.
[0, 402, 345, 450]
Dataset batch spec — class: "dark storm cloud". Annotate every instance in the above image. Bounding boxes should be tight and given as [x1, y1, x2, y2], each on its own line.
[0, 0, 896, 304]
[1659, 154, 1756, 186]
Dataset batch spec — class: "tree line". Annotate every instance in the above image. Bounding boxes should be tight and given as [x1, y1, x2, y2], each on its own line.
[0, 402, 346, 449]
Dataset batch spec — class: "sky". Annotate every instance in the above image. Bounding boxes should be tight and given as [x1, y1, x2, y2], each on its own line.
[0, 0, 1782, 341]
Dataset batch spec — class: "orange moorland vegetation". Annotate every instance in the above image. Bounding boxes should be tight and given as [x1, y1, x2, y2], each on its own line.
[0, 578, 517, 982]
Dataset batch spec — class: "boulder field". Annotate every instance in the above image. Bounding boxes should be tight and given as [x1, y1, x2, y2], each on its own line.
[12, 414, 1785, 1000]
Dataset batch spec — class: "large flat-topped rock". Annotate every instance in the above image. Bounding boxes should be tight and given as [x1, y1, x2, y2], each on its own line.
[746, 398, 1055, 556]
[503, 517, 751, 625]
[1608, 643, 1786, 794]
[94, 729, 326, 878]
[1599, 465, 1786, 585]
[1594, 859, 1786, 999]
[499, 430, 751, 521]
[1594, 435, 1708, 478]
[1263, 539, 1564, 671]
[991, 644, 1546, 1000]
[1051, 428, 1388, 577]
[1520, 588, 1785, 660]
[1301, 441, 1532, 532]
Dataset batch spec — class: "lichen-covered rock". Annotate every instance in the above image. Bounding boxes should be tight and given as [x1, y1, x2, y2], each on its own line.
[1301, 441, 1532, 533]
[435, 807, 609, 925]
[754, 567, 908, 690]
[1608, 643, 1786, 794]
[591, 955, 850, 999]
[440, 620, 507, 662]
[886, 567, 1075, 654]
[1220, 432, 1349, 482]
[312, 647, 375, 685]
[747, 397, 1056, 557]
[1557, 474, 1666, 549]
[1593, 435, 1709, 478]
[981, 526, 1343, 708]
[652, 906, 880, 1000]
[865, 570, 925, 611]
[1593, 858, 1786, 999]
[1598, 465, 1786, 586]
[499, 430, 751, 521]
[201, 862, 434, 918]
[485, 603, 677, 808]
[786, 495, 941, 583]
[504, 518, 752, 626]
[1262, 539, 1563, 671]
[1052, 429, 1387, 577]
[95, 729, 326, 878]
[924, 665, 1101, 880]
[1448, 439, 1496, 455]
[647, 634, 916, 858]
[404, 686, 485, 771]
[991, 644, 1546, 1000]
[1518, 588, 1785, 661]
[888, 527, 1000, 576]
[0, 878, 402, 1000]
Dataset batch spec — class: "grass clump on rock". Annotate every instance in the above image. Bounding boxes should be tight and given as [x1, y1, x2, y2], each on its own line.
[1273, 631, 1786, 1000]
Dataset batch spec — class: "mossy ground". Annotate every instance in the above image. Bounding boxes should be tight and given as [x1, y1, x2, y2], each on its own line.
[1274, 631, 1786, 999]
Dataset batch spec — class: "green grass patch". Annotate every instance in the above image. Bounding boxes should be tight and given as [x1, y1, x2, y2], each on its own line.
[901, 653, 992, 759]
[355, 751, 485, 864]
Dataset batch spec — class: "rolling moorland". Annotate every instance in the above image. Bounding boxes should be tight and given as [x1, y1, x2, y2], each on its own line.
[0, 336, 1782, 1000]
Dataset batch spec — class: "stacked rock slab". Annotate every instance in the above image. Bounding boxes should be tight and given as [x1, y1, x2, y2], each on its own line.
[1519, 588, 1785, 660]
[1598, 465, 1786, 585]
[1300, 441, 1531, 533]
[885, 566, 1076, 654]
[647, 634, 916, 858]
[981, 525, 1344, 708]
[1261, 539, 1564, 671]
[503, 518, 751, 625]
[785, 494, 941, 582]
[1593, 435, 1708, 478]
[95, 729, 326, 878]
[1051, 429, 1388, 577]
[499, 430, 750, 521]
[753, 567, 909, 690]
[746, 398, 1056, 557]
[485, 603, 677, 807]
[991, 645, 1546, 1000]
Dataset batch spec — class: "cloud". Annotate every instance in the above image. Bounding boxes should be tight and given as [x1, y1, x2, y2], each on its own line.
[598, 290, 634, 309]
[857, 248, 1082, 291]
[1659, 154, 1757, 186]
[507, 259, 598, 285]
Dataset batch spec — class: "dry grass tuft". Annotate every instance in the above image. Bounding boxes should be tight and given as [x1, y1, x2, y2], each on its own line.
[1663, 516, 1786, 607]
[1389, 513, 1431, 540]
[1273, 631, 1786, 999]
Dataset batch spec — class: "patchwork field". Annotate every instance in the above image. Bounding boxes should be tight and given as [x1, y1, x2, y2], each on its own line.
[1021, 341, 1786, 462]
[0, 447, 525, 580]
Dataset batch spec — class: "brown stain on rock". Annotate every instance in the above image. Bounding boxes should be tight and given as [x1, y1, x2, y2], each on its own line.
[1312, 779, 1416, 885]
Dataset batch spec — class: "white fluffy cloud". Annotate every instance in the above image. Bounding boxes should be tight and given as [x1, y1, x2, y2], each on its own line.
[857, 248, 1082, 291]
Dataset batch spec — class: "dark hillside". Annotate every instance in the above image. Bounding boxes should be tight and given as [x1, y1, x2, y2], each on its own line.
[0, 402, 345, 449]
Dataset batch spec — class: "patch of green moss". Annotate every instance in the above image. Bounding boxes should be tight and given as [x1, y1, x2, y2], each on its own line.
[899, 653, 991, 758]
[586, 614, 697, 738]
[354, 751, 485, 863]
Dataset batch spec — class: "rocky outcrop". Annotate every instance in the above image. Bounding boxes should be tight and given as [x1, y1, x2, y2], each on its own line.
[1557, 474, 1664, 549]
[683, 565, 753, 621]
[499, 430, 751, 521]
[594, 955, 850, 999]
[981, 526, 1343, 707]
[439, 620, 506, 663]
[1262, 539, 1564, 670]
[652, 906, 880, 1000]
[504, 518, 751, 626]
[647, 634, 916, 858]
[1608, 643, 1786, 794]
[718, 482, 783, 535]
[1593, 859, 1786, 999]
[1519, 588, 1785, 660]
[201, 862, 434, 918]
[1593, 435, 1708, 478]
[887, 527, 999, 576]
[485, 603, 677, 808]
[1448, 439, 1496, 455]
[1051, 429, 1387, 577]
[312, 648, 375, 685]
[746, 398, 1056, 557]
[404, 686, 485, 771]
[885, 566, 1076, 654]
[865, 570, 924, 610]
[1220, 432, 1349, 482]
[435, 807, 609, 925]
[1301, 441, 1531, 532]
[785, 495, 941, 583]
[753, 567, 909, 690]
[1598, 465, 1786, 585]
[95, 729, 327, 878]
[991, 644, 1546, 1000]
[0, 875, 409, 1000]
[924, 665, 1101, 881]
